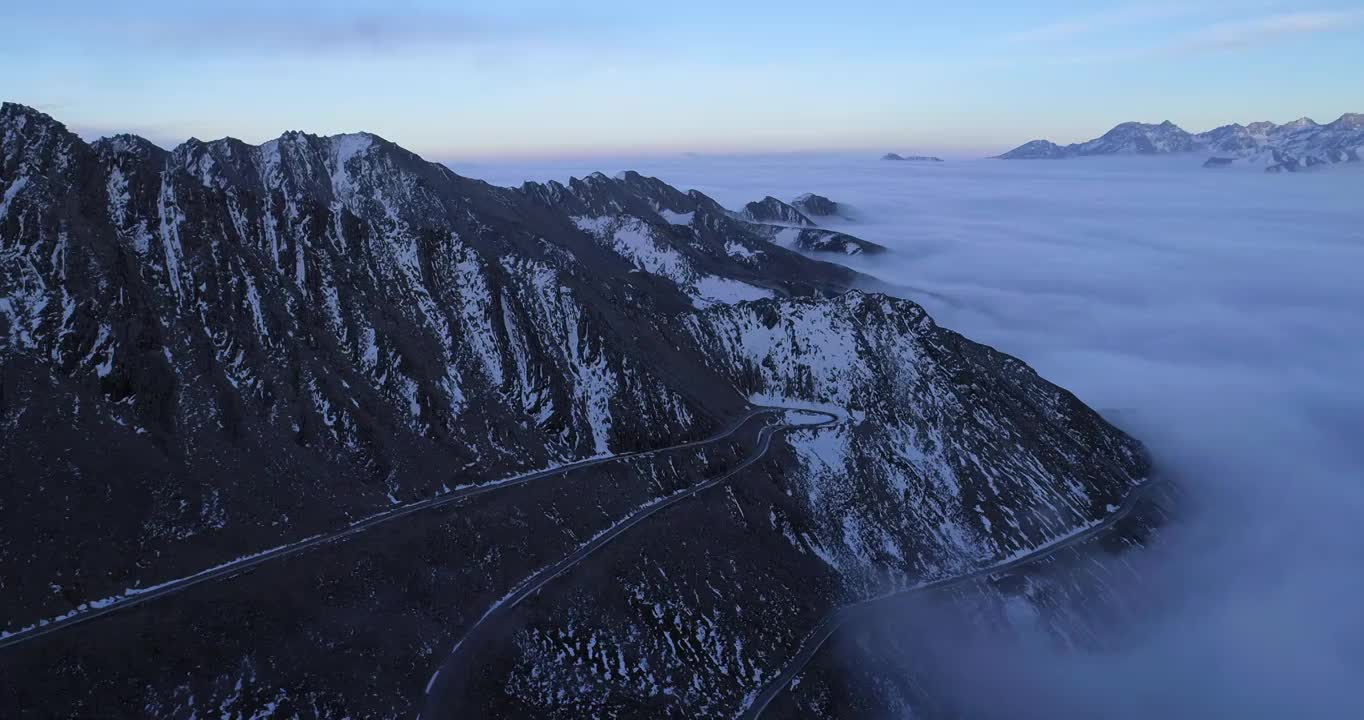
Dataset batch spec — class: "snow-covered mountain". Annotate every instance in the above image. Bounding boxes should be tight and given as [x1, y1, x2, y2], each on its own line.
[997, 114, 1364, 172]
[1, 102, 1149, 718]
[998, 120, 1199, 158]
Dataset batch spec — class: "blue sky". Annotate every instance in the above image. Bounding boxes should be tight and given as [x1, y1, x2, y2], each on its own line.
[5, 0, 1363, 158]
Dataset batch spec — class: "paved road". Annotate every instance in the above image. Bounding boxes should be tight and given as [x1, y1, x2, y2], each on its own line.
[0, 407, 787, 652]
[421, 410, 840, 719]
[738, 477, 1164, 720]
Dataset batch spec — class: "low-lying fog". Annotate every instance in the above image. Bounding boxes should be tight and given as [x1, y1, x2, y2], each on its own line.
[461, 153, 1364, 716]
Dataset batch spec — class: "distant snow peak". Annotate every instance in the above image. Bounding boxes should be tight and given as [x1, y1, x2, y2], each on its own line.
[997, 113, 1364, 172]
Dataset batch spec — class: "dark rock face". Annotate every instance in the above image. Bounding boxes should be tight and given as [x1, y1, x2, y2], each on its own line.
[791, 193, 840, 217]
[747, 224, 887, 256]
[882, 153, 944, 162]
[1, 103, 1149, 719]
[734, 195, 882, 254]
[741, 196, 815, 226]
[1203, 157, 1234, 168]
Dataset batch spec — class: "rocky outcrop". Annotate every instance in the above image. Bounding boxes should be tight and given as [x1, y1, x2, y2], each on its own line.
[882, 153, 944, 162]
[741, 196, 815, 226]
[791, 193, 840, 218]
[747, 224, 887, 256]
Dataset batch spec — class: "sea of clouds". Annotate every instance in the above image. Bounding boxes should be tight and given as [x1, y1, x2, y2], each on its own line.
[459, 153, 1364, 716]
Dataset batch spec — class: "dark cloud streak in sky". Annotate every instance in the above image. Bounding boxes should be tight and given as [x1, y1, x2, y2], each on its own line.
[25, 6, 605, 58]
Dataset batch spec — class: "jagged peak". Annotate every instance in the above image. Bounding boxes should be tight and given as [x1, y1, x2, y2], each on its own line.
[520, 170, 732, 230]
[1107, 120, 1187, 134]
[518, 178, 575, 208]
[614, 169, 666, 188]
[92, 132, 166, 159]
[523, 178, 569, 193]
[613, 169, 660, 188]
[1, 102, 79, 145]
[146, 130, 388, 179]
[561, 172, 617, 196]
[253, 129, 386, 156]
[1, 102, 63, 127]
[566, 173, 598, 189]
[997, 110, 1362, 163]
[1329, 112, 1364, 129]
[791, 193, 841, 218]
[1203, 123, 1247, 134]
[165, 129, 418, 195]
[2, 101, 89, 174]
[742, 195, 815, 227]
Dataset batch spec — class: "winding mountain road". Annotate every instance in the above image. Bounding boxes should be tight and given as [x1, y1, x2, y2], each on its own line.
[0, 407, 790, 651]
[739, 476, 1164, 720]
[421, 409, 840, 719]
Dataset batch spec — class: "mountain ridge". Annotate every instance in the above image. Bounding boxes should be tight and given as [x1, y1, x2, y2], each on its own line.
[996, 114, 1364, 172]
[2, 101, 1152, 719]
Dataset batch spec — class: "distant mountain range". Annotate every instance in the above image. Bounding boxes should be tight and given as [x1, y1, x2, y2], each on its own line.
[882, 153, 943, 162]
[997, 114, 1364, 172]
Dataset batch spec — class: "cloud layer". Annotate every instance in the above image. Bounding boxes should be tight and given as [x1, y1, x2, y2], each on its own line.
[16, 4, 600, 57]
[464, 152, 1364, 715]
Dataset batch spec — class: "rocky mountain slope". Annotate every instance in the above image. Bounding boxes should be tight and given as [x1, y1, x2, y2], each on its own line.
[2, 102, 1150, 718]
[736, 195, 882, 256]
[767, 480, 1181, 719]
[741, 196, 815, 227]
[791, 193, 841, 218]
[997, 114, 1364, 172]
